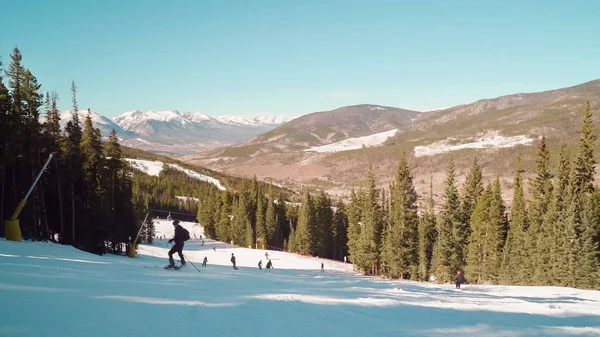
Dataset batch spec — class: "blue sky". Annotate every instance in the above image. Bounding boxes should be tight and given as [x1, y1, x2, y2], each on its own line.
[1, 0, 599, 117]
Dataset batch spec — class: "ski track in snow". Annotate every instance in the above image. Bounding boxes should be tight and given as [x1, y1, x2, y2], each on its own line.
[124, 158, 226, 190]
[1, 220, 600, 337]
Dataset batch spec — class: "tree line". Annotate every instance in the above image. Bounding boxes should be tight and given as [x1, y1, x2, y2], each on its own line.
[0, 47, 135, 254]
[340, 102, 599, 289]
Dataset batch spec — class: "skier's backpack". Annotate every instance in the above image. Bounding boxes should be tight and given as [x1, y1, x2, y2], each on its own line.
[182, 228, 190, 241]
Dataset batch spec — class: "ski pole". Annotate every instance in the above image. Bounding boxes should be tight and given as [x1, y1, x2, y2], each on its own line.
[183, 254, 201, 273]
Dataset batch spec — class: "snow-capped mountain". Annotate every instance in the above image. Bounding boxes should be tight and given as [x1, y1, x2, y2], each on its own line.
[49, 109, 293, 155]
[41, 110, 132, 138]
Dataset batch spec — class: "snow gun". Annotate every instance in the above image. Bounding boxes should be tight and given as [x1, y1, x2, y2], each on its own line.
[5, 152, 56, 242]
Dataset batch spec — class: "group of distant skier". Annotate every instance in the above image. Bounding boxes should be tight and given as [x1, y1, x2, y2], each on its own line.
[164, 219, 275, 271]
[164, 219, 469, 288]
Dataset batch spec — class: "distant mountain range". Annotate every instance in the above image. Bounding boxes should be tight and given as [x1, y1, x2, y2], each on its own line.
[53, 110, 295, 155]
[183, 79, 600, 207]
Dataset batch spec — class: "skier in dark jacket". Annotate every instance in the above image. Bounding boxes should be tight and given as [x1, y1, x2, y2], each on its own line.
[168, 220, 187, 267]
[258, 260, 262, 270]
[455, 271, 465, 289]
[231, 253, 238, 270]
[266, 259, 273, 270]
[202, 256, 207, 267]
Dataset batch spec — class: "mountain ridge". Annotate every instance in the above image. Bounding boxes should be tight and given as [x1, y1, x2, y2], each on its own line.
[183, 78, 600, 208]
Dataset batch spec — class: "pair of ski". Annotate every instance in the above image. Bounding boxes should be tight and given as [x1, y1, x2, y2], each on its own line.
[164, 264, 183, 270]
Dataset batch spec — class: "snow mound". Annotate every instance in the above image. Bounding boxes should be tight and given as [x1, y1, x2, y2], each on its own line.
[304, 129, 398, 153]
[414, 134, 534, 157]
[124, 158, 226, 190]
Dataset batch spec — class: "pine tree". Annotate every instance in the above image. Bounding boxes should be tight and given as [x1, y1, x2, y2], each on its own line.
[265, 185, 278, 245]
[570, 101, 599, 289]
[528, 136, 554, 282]
[431, 159, 462, 283]
[62, 81, 83, 245]
[332, 200, 349, 261]
[346, 188, 362, 267]
[81, 109, 105, 253]
[501, 155, 529, 284]
[255, 195, 266, 248]
[360, 164, 383, 275]
[461, 156, 483, 231]
[417, 177, 437, 281]
[577, 192, 600, 289]
[296, 188, 315, 254]
[466, 185, 492, 284]
[382, 152, 419, 279]
[573, 101, 597, 195]
[315, 190, 333, 258]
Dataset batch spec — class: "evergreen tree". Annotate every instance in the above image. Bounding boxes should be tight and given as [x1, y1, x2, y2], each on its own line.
[528, 136, 554, 282]
[577, 193, 600, 289]
[315, 190, 334, 258]
[466, 185, 492, 284]
[81, 109, 105, 252]
[382, 152, 419, 279]
[346, 188, 362, 266]
[465, 178, 506, 285]
[296, 188, 315, 254]
[501, 155, 529, 284]
[417, 177, 437, 281]
[573, 101, 597, 195]
[431, 159, 462, 283]
[255, 195, 266, 248]
[461, 156, 483, 232]
[332, 200, 349, 261]
[216, 191, 232, 242]
[265, 186, 278, 246]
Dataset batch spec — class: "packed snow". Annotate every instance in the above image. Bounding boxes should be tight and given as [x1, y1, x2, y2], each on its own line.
[124, 158, 226, 191]
[304, 129, 398, 153]
[414, 134, 535, 157]
[1, 218, 600, 336]
[2, 220, 600, 337]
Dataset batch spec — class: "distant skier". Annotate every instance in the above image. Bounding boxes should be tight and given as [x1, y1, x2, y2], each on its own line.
[202, 256, 207, 267]
[167, 212, 172, 221]
[455, 271, 465, 289]
[231, 253, 238, 270]
[266, 260, 273, 270]
[265, 252, 269, 260]
[321, 263, 324, 272]
[167, 219, 190, 268]
[258, 260, 263, 270]
[201, 240, 204, 246]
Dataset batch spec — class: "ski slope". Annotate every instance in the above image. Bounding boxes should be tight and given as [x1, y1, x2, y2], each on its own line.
[2, 222, 600, 337]
[124, 158, 226, 191]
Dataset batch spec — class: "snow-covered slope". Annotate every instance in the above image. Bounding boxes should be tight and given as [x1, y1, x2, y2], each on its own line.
[2, 233, 600, 337]
[124, 158, 226, 191]
[304, 128, 398, 153]
[414, 132, 535, 157]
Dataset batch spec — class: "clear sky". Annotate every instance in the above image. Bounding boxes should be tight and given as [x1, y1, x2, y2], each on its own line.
[1, 0, 599, 118]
